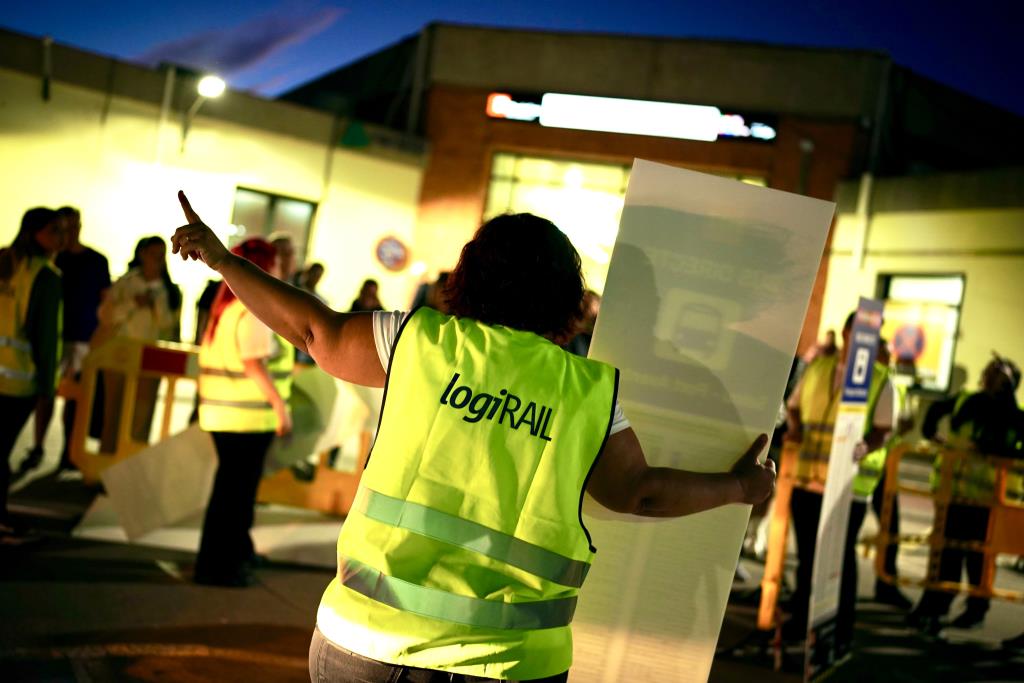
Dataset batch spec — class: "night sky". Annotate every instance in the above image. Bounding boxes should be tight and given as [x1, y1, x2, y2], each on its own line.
[3, 0, 1022, 116]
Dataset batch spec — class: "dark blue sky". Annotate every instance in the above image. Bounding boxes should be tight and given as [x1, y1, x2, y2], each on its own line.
[4, 0, 1022, 115]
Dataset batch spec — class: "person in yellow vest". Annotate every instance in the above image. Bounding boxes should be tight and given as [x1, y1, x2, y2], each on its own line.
[853, 340, 914, 610]
[782, 311, 893, 649]
[0, 207, 64, 541]
[908, 354, 1022, 634]
[172, 192, 776, 682]
[193, 237, 293, 587]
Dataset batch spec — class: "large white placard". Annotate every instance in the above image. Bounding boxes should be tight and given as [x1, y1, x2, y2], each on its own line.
[573, 160, 834, 681]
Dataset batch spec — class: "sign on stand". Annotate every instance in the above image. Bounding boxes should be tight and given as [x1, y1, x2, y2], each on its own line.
[804, 297, 884, 681]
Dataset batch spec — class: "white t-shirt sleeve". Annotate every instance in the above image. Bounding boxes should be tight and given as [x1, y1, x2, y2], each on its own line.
[370, 309, 630, 435]
[236, 310, 275, 360]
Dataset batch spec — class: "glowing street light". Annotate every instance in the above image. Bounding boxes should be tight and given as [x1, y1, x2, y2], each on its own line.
[181, 73, 226, 151]
[197, 75, 226, 99]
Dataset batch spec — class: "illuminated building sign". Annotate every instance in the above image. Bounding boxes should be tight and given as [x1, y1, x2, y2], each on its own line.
[485, 92, 776, 142]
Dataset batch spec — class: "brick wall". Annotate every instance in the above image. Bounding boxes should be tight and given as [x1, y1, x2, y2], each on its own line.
[417, 85, 860, 352]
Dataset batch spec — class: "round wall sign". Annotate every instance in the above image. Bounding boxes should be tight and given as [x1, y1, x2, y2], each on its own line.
[376, 236, 409, 271]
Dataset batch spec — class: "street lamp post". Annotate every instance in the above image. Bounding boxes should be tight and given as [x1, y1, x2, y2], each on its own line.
[180, 75, 226, 152]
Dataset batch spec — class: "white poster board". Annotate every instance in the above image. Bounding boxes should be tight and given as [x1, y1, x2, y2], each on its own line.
[99, 424, 218, 541]
[573, 160, 834, 681]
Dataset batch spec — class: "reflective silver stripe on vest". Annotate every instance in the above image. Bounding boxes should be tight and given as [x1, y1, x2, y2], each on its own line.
[357, 489, 590, 588]
[199, 398, 272, 409]
[339, 555, 578, 630]
[0, 337, 31, 353]
[0, 366, 35, 382]
[199, 366, 292, 380]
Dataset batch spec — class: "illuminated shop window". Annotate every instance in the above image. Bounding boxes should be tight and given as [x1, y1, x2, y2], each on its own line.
[230, 187, 317, 265]
[876, 274, 965, 393]
[484, 152, 764, 292]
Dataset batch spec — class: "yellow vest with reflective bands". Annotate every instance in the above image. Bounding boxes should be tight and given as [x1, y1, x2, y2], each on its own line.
[929, 392, 1023, 503]
[797, 354, 887, 485]
[316, 308, 619, 680]
[198, 299, 293, 432]
[852, 382, 906, 499]
[0, 256, 62, 397]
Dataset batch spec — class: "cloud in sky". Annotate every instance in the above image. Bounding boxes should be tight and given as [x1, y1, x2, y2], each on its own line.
[136, 3, 345, 76]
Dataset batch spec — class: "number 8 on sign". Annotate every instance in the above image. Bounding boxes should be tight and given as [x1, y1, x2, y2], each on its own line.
[852, 347, 870, 385]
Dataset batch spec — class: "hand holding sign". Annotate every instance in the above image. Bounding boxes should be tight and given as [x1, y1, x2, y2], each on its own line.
[170, 191, 230, 270]
[731, 433, 776, 505]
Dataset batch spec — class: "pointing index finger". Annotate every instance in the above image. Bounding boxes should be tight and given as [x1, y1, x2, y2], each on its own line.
[178, 190, 202, 225]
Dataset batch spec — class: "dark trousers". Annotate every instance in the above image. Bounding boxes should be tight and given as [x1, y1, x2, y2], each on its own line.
[790, 488, 866, 649]
[309, 627, 569, 683]
[916, 503, 991, 617]
[870, 470, 900, 578]
[195, 430, 274, 581]
[1, 394, 37, 522]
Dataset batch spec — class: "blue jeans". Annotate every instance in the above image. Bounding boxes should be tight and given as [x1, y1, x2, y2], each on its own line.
[309, 627, 570, 683]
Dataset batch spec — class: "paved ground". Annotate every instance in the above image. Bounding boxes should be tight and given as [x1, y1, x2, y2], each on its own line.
[3, 433, 1023, 682]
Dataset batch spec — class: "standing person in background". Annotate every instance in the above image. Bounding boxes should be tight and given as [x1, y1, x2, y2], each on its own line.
[783, 311, 893, 652]
[95, 236, 181, 451]
[565, 289, 600, 357]
[193, 278, 223, 345]
[194, 238, 292, 587]
[268, 232, 296, 283]
[349, 278, 383, 312]
[294, 263, 326, 367]
[859, 339, 914, 609]
[0, 208, 64, 539]
[909, 354, 1022, 634]
[53, 206, 110, 472]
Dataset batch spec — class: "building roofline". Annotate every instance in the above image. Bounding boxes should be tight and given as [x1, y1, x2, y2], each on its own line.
[420, 19, 892, 61]
[0, 26, 426, 161]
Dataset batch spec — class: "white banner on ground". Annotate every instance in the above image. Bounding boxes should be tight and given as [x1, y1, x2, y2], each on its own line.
[572, 160, 835, 682]
[804, 297, 884, 680]
[99, 424, 218, 541]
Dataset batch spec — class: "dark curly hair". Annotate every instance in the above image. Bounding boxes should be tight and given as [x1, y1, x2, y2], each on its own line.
[445, 213, 584, 339]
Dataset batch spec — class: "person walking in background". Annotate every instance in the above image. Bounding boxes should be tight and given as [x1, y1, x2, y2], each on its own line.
[53, 206, 110, 472]
[909, 353, 1022, 634]
[172, 195, 775, 680]
[0, 208, 64, 540]
[194, 237, 292, 587]
[94, 236, 181, 451]
[349, 278, 383, 312]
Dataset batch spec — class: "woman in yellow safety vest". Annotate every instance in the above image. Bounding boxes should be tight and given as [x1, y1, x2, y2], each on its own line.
[193, 237, 293, 587]
[172, 192, 776, 682]
[0, 207, 64, 540]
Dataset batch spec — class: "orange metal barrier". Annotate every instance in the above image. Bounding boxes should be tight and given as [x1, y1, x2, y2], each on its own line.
[66, 336, 370, 515]
[67, 337, 200, 483]
[875, 442, 1024, 604]
[757, 440, 799, 632]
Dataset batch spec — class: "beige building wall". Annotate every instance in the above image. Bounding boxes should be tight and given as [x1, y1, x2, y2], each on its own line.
[821, 205, 1024, 399]
[0, 67, 424, 339]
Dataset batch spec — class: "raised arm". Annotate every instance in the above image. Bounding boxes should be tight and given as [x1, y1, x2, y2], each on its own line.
[586, 429, 774, 517]
[170, 191, 384, 387]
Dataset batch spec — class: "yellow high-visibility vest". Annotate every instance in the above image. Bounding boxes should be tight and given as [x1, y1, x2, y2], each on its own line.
[930, 392, 1023, 503]
[0, 256, 62, 397]
[198, 299, 293, 432]
[796, 354, 887, 486]
[316, 307, 618, 680]
[852, 383, 907, 499]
